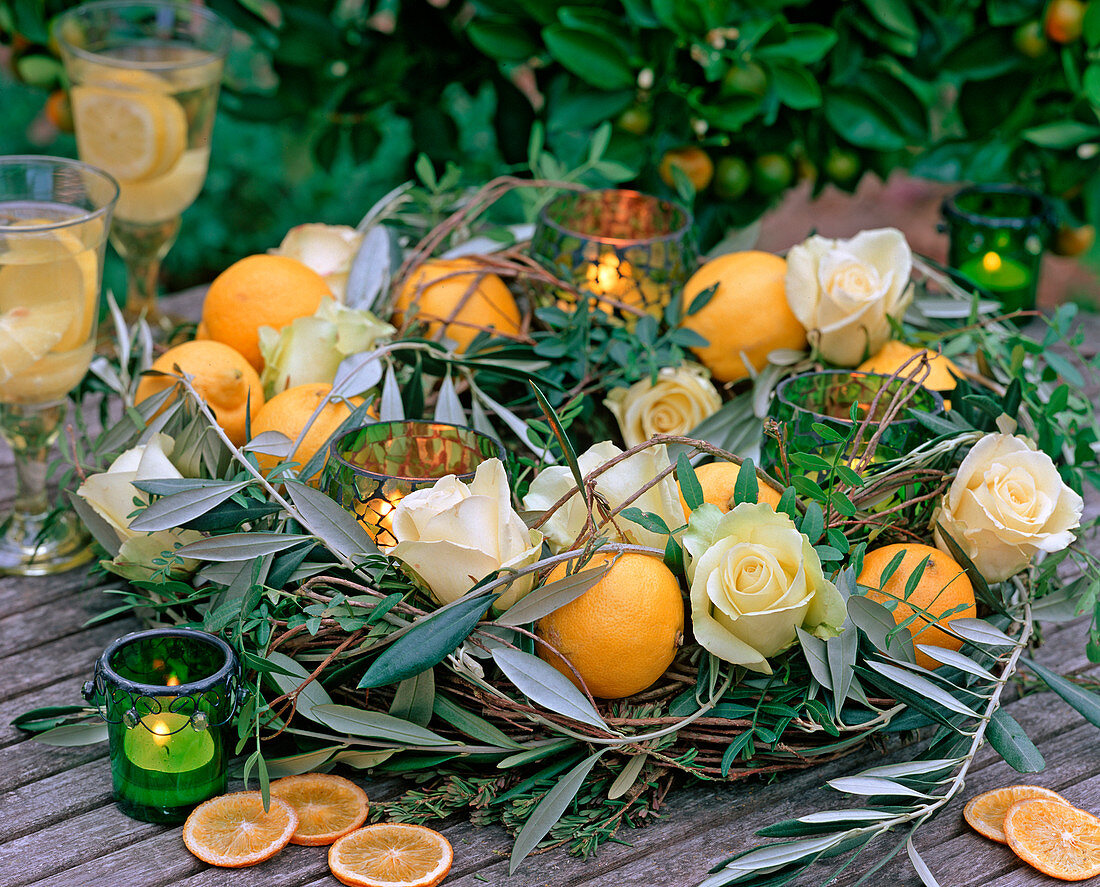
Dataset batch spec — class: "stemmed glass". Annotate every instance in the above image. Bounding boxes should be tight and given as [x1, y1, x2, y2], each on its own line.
[0, 156, 118, 575]
[56, 0, 231, 331]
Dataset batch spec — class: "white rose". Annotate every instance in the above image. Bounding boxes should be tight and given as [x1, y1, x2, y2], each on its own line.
[522, 441, 684, 552]
[272, 224, 363, 302]
[604, 364, 722, 448]
[75, 434, 202, 574]
[934, 432, 1084, 582]
[786, 228, 914, 366]
[259, 297, 394, 396]
[683, 502, 847, 674]
[390, 458, 543, 610]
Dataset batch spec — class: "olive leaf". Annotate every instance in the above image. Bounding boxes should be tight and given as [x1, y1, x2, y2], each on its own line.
[491, 647, 609, 731]
[285, 480, 379, 560]
[128, 480, 251, 531]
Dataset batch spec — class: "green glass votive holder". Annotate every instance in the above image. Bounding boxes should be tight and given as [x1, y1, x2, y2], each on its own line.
[760, 371, 944, 477]
[941, 184, 1055, 314]
[323, 421, 505, 548]
[529, 189, 696, 325]
[83, 628, 244, 823]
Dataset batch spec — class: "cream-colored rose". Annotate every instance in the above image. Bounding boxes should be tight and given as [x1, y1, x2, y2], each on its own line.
[786, 228, 914, 366]
[683, 502, 846, 673]
[390, 458, 543, 610]
[934, 432, 1083, 582]
[75, 434, 202, 574]
[604, 364, 722, 447]
[259, 297, 394, 396]
[521, 441, 684, 552]
[272, 224, 363, 302]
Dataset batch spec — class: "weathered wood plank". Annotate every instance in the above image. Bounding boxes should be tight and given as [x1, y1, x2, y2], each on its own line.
[0, 807, 161, 887]
[0, 616, 142, 704]
[0, 733, 107, 795]
[0, 583, 128, 659]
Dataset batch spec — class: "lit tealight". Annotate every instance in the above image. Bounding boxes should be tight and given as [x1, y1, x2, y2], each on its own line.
[151, 720, 172, 746]
[982, 251, 1002, 273]
[165, 674, 180, 687]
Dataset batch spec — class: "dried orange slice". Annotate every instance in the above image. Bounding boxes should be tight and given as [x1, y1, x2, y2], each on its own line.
[270, 773, 370, 846]
[1004, 798, 1100, 881]
[328, 823, 453, 887]
[964, 785, 1068, 843]
[182, 791, 298, 868]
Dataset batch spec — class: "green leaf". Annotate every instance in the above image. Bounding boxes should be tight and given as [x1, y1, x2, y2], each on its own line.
[949, 618, 1017, 648]
[1024, 658, 1100, 729]
[358, 592, 497, 688]
[127, 480, 252, 532]
[491, 647, 609, 731]
[432, 695, 524, 749]
[861, 0, 918, 38]
[389, 668, 435, 727]
[262, 747, 341, 778]
[265, 651, 334, 720]
[12, 705, 95, 732]
[542, 25, 634, 90]
[678, 453, 704, 512]
[847, 596, 915, 662]
[827, 775, 931, 798]
[865, 660, 979, 718]
[530, 380, 583, 491]
[733, 457, 759, 505]
[621, 506, 671, 535]
[1022, 121, 1100, 148]
[770, 63, 822, 110]
[33, 723, 108, 746]
[799, 501, 825, 543]
[509, 749, 607, 873]
[310, 704, 455, 746]
[1087, 0, 1100, 46]
[285, 480, 380, 560]
[467, 18, 540, 61]
[824, 90, 908, 151]
[986, 708, 1045, 773]
[756, 25, 837, 64]
[495, 561, 611, 626]
[176, 533, 315, 561]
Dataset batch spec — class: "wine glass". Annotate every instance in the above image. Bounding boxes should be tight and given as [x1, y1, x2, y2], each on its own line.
[0, 155, 118, 575]
[56, 0, 231, 331]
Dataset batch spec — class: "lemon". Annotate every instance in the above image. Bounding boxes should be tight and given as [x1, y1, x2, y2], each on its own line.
[71, 79, 187, 182]
[0, 305, 69, 383]
[0, 230, 99, 375]
[114, 148, 209, 224]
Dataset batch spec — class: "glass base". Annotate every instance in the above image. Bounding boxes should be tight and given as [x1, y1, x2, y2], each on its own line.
[0, 508, 95, 576]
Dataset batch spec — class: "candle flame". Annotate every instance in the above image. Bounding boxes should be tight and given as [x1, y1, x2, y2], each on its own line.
[165, 674, 180, 687]
[982, 251, 1002, 273]
[151, 720, 172, 746]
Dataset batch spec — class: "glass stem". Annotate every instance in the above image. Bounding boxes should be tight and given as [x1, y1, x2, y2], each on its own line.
[114, 216, 181, 329]
[1, 403, 64, 520]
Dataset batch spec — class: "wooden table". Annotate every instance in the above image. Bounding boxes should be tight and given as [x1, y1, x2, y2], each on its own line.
[1, 310, 1098, 887]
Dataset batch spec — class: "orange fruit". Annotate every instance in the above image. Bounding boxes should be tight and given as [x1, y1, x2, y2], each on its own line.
[182, 791, 298, 868]
[394, 258, 521, 353]
[964, 785, 1068, 843]
[328, 823, 453, 887]
[270, 773, 370, 846]
[250, 383, 360, 479]
[1044, 0, 1086, 43]
[858, 543, 976, 669]
[135, 339, 264, 447]
[857, 340, 962, 394]
[679, 251, 807, 383]
[536, 551, 684, 699]
[679, 460, 783, 516]
[1005, 798, 1100, 881]
[659, 146, 714, 192]
[201, 254, 332, 370]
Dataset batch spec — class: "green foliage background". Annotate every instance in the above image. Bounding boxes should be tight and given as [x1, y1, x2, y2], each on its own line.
[5, 0, 1100, 286]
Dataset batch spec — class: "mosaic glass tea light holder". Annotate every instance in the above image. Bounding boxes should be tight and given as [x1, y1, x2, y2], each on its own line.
[941, 184, 1056, 314]
[323, 421, 505, 548]
[83, 628, 245, 823]
[529, 189, 697, 324]
[760, 370, 945, 477]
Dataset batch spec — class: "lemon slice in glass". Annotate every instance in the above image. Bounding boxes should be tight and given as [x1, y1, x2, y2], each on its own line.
[71, 80, 187, 182]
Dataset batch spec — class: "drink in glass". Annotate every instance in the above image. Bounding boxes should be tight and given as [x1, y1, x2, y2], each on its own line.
[56, 1, 230, 329]
[0, 156, 118, 574]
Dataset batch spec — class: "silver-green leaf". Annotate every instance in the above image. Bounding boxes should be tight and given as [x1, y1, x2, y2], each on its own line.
[491, 647, 609, 732]
[310, 703, 456, 746]
[285, 480, 379, 560]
